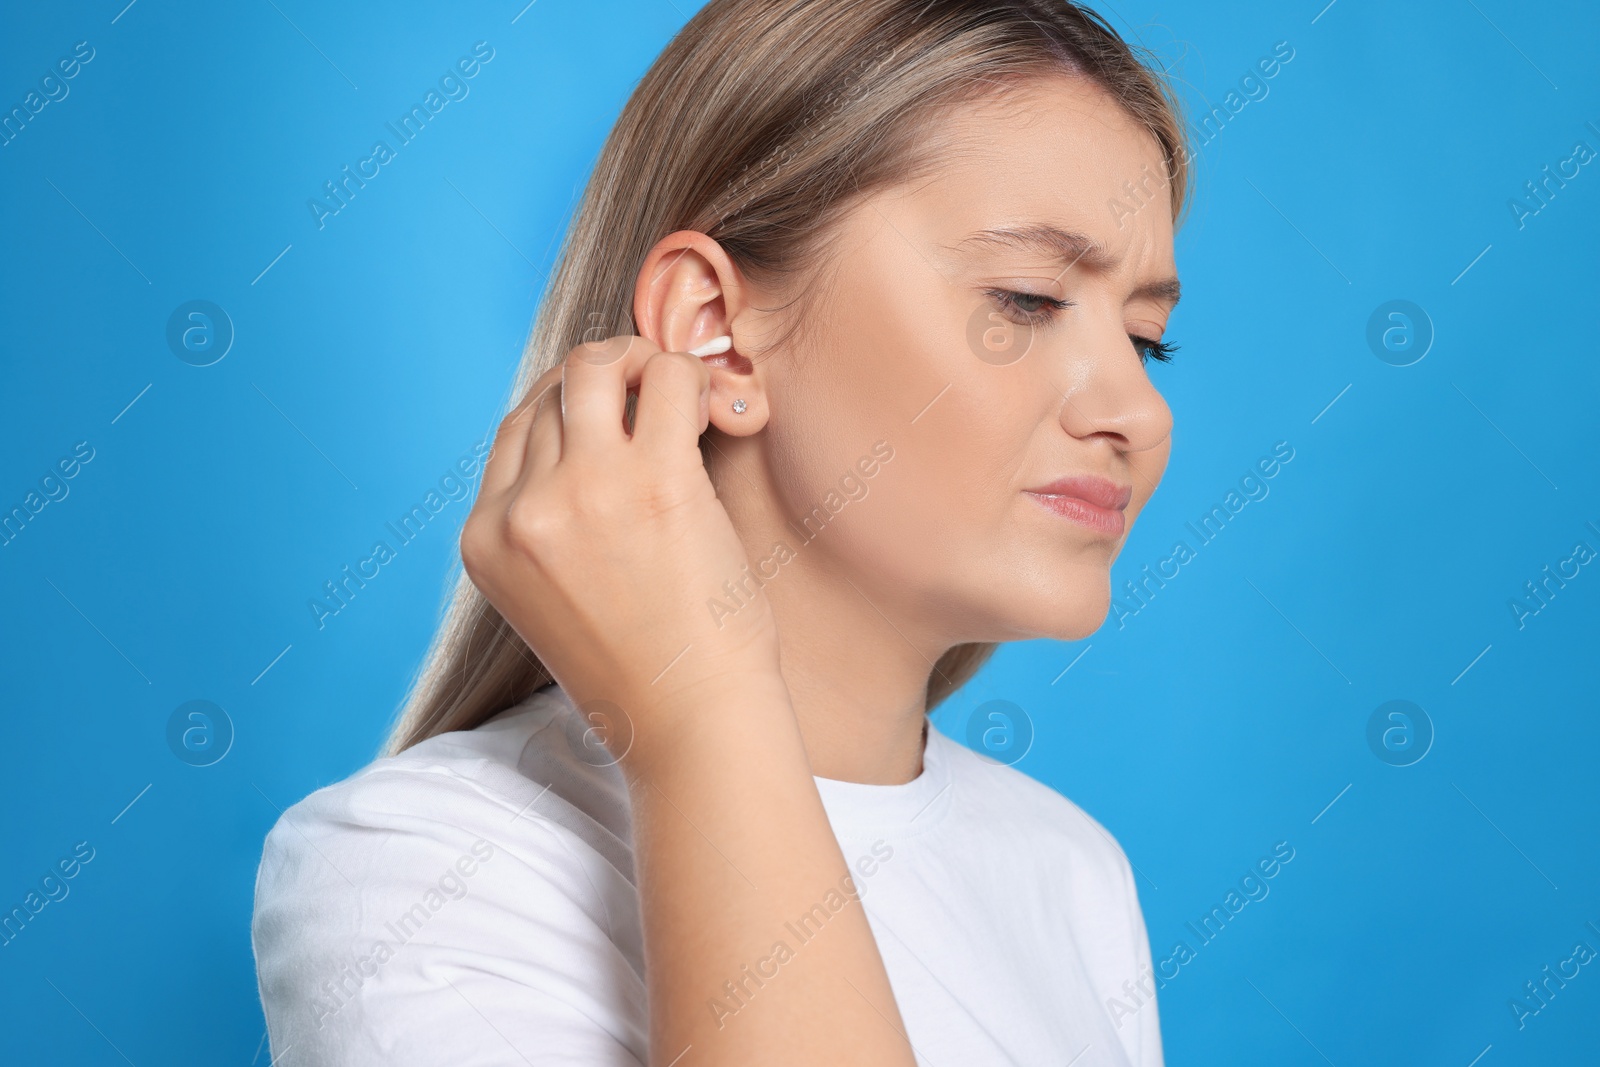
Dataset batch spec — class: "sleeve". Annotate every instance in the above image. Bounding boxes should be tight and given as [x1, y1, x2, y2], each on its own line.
[1118, 850, 1165, 1067]
[251, 766, 646, 1066]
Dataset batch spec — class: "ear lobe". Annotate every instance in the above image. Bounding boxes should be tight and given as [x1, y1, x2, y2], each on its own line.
[704, 344, 768, 436]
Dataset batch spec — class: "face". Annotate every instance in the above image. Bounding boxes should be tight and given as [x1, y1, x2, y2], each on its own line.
[735, 74, 1179, 645]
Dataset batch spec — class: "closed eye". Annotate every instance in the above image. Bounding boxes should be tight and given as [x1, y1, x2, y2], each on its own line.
[986, 289, 1176, 365]
[987, 288, 1074, 326]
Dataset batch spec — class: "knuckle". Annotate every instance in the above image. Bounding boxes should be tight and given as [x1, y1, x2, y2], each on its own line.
[529, 364, 564, 398]
[504, 494, 561, 554]
[510, 373, 557, 421]
[530, 383, 560, 419]
[646, 349, 702, 387]
[492, 411, 523, 445]
[568, 334, 629, 368]
[458, 512, 495, 574]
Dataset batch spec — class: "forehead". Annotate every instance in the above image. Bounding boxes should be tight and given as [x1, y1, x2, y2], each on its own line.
[895, 73, 1176, 260]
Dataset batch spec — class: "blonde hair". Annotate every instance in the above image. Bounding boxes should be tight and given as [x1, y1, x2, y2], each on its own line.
[384, 0, 1191, 755]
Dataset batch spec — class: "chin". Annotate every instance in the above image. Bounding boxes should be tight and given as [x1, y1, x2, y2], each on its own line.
[977, 574, 1112, 644]
[1044, 604, 1109, 643]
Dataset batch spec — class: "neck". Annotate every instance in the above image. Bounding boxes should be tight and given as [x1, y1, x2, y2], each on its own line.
[774, 577, 939, 784]
[722, 507, 948, 784]
[710, 432, 957, 784]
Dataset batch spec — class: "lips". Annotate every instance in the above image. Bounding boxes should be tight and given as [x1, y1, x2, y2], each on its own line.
[1023, 475, 1132, 537]
[1028, 476, 1132, 510]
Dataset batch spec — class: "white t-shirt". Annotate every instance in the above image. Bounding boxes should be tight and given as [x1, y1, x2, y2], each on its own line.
[252, 684, 1163, 1066]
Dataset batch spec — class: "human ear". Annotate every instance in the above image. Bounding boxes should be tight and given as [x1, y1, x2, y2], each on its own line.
[632, 229, 768, 436]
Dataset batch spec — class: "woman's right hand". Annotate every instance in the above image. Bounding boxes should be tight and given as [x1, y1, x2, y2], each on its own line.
[460, 334, 784, 762]
[465, 334, 915, 1067]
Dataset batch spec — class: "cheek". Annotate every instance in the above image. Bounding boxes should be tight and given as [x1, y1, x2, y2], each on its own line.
[798, 370, 1051, 603]
[765, 339, 890, 500]
[765, 295, 1014, 571]
[768, 266, 965, 504]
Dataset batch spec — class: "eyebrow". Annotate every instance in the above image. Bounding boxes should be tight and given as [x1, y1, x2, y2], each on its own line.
[955, 224, 1182, 307]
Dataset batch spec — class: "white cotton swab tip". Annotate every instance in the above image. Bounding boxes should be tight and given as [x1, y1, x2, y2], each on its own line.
[688, 335, 732, 357]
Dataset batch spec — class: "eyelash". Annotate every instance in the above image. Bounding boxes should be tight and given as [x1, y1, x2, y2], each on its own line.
[1131, 336, 1179, 364]
[988, 287, 1072, 326]
[987, 289, 1179, 366]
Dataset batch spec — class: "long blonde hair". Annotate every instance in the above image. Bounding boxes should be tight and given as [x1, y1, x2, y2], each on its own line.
[384, 0, 1191, 755]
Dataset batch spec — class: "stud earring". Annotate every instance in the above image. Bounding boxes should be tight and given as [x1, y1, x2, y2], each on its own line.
[685, 337, 745, 414]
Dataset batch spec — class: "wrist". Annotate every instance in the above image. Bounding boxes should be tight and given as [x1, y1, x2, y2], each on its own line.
[609, 667, 800, 787]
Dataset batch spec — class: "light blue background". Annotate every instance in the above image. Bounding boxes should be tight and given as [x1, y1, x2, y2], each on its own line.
[2, 1, 1596, 1063]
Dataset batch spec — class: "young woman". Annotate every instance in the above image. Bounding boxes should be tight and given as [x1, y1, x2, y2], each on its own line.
[253, 1, 1189, 1064]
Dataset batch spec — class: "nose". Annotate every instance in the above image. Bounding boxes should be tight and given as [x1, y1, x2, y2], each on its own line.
[1053, 315, 1172, 455]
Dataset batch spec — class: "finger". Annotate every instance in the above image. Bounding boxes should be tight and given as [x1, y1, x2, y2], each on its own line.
[560, 336, 663, 459]
[479, 376, 551, 499]
[524, 372, 564, 480]
[632, 350, 711, 458]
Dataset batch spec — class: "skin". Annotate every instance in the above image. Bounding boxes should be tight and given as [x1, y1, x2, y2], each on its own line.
[675, 73, 1178, 783]
[462, 73, 1178, 1067]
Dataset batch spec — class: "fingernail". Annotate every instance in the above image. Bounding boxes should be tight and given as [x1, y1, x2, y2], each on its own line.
[688, 335, 732, 357]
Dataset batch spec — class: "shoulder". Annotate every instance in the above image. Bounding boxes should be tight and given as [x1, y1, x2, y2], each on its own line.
[251, 686, 645, 1064]
[253, 685, 639, 933]
[253, 749, 515, 915]
[256, 692, 553, 895]
[256, 685, 631, 891]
